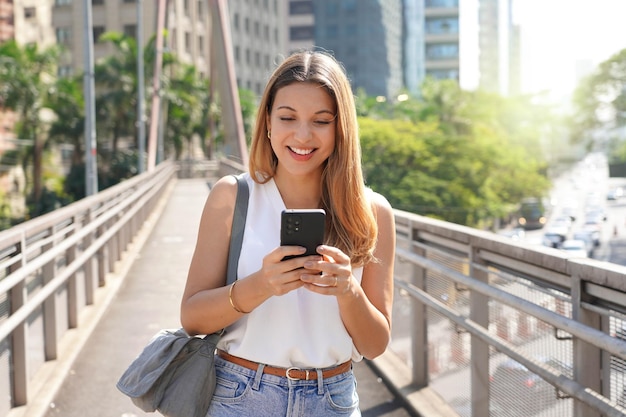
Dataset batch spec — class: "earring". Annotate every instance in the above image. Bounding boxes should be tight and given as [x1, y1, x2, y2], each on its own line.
[267, 130, 271, 139]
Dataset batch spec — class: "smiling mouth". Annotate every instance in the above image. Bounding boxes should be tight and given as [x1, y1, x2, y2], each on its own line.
[289, 146, 315, 155]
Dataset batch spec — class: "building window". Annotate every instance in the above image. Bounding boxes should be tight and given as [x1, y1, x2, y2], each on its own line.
[244, 17, 249, 34]
[425, 43, 459, 60]
[58, 65, 73, 78]
[198, 35, 204, 55]
[254, 21, 259, 37]
[234, 45, 240, 63]
[56, 27, 71, 44]
[123, 0, 136, 3]
[289, 1, 313, 15]
[24, 7, 36, 18]
[426, 69, 459, 80]
[324, 2, 338, 15]
[55, 0, 72, 5]
[425, 17, 458, 35]
[93, 26, 106, 42]
[425, 0, 458, 7]
[92, 0, 104, 5]
[263, 24, 268, 40]
[290, 25, 314, 41]
[123, 24, 137, 39]
[197, 0, 204, 18]
[185, 32, 191, 52]
[184, 0, 190, 16]
[245, 48, 250, 65]
[233, 13, 239, 30]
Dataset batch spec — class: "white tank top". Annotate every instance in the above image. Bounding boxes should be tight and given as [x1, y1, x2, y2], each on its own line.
[217, 173, 364, 368]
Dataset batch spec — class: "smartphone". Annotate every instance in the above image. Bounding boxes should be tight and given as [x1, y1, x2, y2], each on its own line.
[280, 209, 326, 259]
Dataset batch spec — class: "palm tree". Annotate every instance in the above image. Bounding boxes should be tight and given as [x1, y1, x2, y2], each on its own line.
[0, 40, 59, 214]
[46, 75, 87, 199]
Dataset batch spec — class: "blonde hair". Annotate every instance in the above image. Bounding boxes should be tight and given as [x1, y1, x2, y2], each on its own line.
[249, 50, 377, 266]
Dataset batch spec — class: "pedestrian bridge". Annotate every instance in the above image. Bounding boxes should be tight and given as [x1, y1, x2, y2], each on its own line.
[1, 160, 626, 417]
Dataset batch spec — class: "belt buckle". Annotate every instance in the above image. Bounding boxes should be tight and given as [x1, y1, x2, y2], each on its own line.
[286, 367, 310, 381]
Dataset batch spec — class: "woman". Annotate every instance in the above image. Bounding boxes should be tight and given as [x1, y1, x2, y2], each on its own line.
[181, 50, 396, 416]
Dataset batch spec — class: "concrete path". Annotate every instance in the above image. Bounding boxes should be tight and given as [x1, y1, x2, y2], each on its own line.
[37, 178, 413, 417]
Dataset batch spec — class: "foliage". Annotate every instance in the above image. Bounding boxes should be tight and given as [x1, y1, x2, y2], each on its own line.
[359, 79, 552, 227]
[569, 48, 626, 153]
[0, 39, 59, 213]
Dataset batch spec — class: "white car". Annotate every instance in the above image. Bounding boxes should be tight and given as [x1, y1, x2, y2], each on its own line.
[560, 239, 588, 258]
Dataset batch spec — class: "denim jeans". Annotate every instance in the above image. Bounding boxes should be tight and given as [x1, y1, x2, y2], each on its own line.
[207, 355, 361, 417]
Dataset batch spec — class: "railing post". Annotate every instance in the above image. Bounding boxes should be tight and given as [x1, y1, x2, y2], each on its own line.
[97, 223, 108, 287]
[409, 222, 429, 387]
[42, 227, 58, 360]
[9, 235, 27, 406]
[67, 217, 78, 328]
[571, 263, 602, 417]
[84, 208, 96, 304]
[469, 245, 490, 417]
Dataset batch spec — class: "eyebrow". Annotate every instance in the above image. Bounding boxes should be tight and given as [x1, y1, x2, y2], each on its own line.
[276, 105, 335, 116]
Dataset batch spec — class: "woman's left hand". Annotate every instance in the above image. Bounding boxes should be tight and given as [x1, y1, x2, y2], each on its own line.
[299, 245, 353, 296]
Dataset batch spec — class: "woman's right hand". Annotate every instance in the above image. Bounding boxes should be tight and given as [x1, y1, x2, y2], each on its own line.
[255, 246, 322, 297]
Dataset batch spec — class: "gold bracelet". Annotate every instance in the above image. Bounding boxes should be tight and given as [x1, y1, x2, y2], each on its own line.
[228, 280, 249, 314]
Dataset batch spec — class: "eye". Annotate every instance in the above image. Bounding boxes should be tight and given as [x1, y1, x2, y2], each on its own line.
[279, 116, 295, 122]
[314, 119, 334, 125]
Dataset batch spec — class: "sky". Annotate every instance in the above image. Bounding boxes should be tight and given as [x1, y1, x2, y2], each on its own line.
[513, 0, 626, 99]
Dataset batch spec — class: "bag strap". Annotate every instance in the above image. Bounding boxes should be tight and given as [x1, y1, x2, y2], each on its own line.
[226, 173, 249, 286]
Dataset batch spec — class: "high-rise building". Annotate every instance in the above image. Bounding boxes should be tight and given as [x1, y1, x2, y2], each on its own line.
[423, 0, 460, 83]
[227, 0, 286, 96]
[403, 0, 424, 95]
[405, 0, 471, 94]
[285, 0, 314, 54]
[0, 0, 14, 42]
[478, 0, 517, 95]
[51, 1, 214, 79]
[311, 0, 403, 99]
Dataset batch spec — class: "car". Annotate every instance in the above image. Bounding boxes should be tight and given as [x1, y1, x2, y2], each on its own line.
[572, 231, 595, 257]
[491, 357, 570, 414]
[607, 187, 623, 200]
[551, 215, 572, 230]
[497, 227, 525, 241]
[560, 239, 588, 258]
[582, 220, 602, 247]
[585, 207, 607, 223]
[542, 225, 568, 248]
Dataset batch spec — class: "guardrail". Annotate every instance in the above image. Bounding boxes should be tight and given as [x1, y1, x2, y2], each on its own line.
[390, 209, 626, 417]
[0, 161, 177, 416]
[2, 160, 626, 417]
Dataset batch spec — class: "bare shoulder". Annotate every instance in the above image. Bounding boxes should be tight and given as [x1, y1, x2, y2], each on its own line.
[206, 175, 240, 206]
[368, 190, 394, 219]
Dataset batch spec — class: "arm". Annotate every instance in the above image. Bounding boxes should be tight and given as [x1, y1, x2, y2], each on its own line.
[180, 176, 325, 335]
[338, 193, 395, 359]
[300, 192, 396, 359]
[180, 175, 241, 335]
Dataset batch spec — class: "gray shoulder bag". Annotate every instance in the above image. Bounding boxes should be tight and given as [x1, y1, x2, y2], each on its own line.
[116, 174, 249, 417]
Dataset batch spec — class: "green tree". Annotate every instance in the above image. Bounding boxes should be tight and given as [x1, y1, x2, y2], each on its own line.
[570, 48, 626, 152]
[359, 79, 552, 227]
[46, 75, 87, 199]
[0, 40, 59, 215]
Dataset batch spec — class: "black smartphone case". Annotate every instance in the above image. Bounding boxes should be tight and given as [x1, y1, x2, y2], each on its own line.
[280, 209, 326, 259]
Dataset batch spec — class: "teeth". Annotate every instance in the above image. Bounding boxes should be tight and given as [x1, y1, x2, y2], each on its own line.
[290, 147, 313, 155]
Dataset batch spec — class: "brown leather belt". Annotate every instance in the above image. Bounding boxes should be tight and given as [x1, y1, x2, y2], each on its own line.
[217, 349, 352, 381]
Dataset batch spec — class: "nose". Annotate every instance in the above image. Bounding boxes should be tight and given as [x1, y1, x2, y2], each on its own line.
[294, 121, 312, 141]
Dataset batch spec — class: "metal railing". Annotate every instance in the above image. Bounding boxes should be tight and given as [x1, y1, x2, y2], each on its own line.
[389, 209, 626, 417]
[0, 161, 177, 416]
[1, 162, 626, 417]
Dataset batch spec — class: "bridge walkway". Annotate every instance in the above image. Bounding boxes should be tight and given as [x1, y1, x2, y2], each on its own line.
[38, 178, 416, 417]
